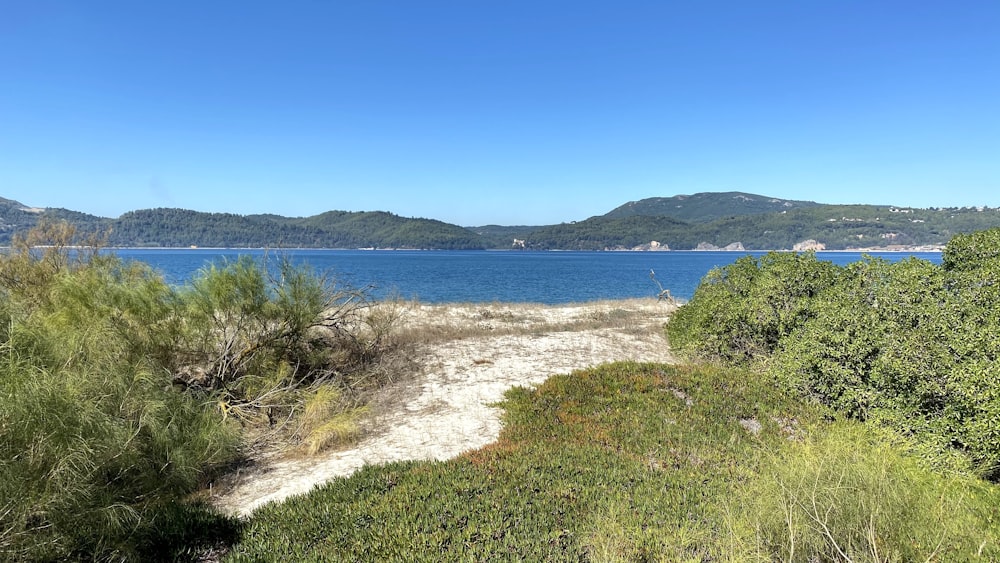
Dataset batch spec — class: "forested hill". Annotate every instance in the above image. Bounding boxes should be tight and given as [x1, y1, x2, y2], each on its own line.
[0, 200, 487, 249]
[602, 191, 820, 223]
[519, 203, 1000, 250]
[3, 193, 1000, 250]
[107, 209, 487, 249]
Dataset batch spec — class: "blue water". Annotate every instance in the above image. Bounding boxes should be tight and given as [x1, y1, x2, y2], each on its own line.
[110, 249, 943, 304]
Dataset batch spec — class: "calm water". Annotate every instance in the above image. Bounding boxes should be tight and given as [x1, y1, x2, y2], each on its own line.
[110, 249, 943, 304]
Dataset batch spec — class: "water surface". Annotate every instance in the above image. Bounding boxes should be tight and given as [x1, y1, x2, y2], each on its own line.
[112, 249, 942, 304]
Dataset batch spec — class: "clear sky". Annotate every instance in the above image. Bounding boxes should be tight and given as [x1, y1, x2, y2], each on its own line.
[2, 1, 998, 226]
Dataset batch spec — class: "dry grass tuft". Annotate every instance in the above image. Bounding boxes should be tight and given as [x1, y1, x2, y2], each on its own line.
[392, 298, 676, 347]
[297, 386, 368, 455]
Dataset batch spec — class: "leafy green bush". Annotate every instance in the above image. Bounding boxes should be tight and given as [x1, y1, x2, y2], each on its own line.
[773, 254, 1000, 476]
[668, 230, 1000, 478]
[942, 227, 1000, 272]
[773, 257, 950, 416]
[667, 252, 838, 363]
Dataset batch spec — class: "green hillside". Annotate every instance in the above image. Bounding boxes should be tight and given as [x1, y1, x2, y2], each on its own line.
[466, 224, 538, 248]
[297, 211, 486, 249]
[3, 192, 999, 250]
[0, 202, 488, 249]
[520, 200, 1000, 250]
[602, 191, 821, 223]
[0, 197, 109, 241]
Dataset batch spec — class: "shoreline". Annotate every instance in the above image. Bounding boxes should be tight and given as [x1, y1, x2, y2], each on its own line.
[13, 245, 944, 252]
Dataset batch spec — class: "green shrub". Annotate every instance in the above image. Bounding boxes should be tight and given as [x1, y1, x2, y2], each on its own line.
[727, 422, 999, 562]
[41, 256, 183, 371]
[0, 223, 402, 558]
[771, 255, 1000, 475]
[667, 252, 838, 363]
[942, 227, 1000, 273]
[668, 232, 1000, 477]
[0, 235, 241, 560]
[0, 221, 94, 315]
[773, 257, 951, 416]
[175, 255, 394, 423]
[0, 333, 239, 560]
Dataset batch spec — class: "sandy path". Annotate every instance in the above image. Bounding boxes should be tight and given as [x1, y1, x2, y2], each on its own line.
[210, 299, 676, 516]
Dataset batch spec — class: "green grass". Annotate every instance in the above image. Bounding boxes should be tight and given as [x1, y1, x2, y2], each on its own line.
[227, 362, 999, 561]
[727, 423, 1000, 562]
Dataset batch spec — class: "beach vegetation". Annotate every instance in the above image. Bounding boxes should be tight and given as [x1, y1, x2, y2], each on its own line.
[0, 222, 398, 560]
[4, 220, 1000, 560]
[226, 362, 998, 561]
[668, 227, 1000, 478]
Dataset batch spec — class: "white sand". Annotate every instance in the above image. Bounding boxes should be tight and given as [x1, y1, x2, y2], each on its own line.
[210, 299, 676, 516]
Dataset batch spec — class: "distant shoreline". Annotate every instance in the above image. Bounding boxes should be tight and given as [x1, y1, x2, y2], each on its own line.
[8, 245, 945, 253]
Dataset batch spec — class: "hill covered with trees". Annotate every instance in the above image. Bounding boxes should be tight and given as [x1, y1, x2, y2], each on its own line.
[0, 200, 487, 249]
[514, 193, 1000, 250]
[601, 191, 820, 222]
[3, 192, 1000, 250]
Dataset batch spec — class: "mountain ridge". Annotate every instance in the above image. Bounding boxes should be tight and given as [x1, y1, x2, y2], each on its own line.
[601, 191, 822, 223]
[3, 193, 998, 250]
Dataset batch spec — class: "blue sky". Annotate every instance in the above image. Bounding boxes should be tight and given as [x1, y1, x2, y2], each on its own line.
[2, 1, 998, 225]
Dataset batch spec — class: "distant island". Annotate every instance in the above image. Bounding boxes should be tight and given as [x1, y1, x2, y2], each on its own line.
[3, 192, 997, 251]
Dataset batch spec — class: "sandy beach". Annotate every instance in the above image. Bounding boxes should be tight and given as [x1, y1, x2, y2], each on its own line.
[210, 298, 677, 516]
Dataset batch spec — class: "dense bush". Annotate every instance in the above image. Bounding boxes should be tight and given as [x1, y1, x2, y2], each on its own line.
[0, 225, 238, 560]
[667, 252, 838, 363]
[0, 344, 239, 560]
[667, 228, 1000, 477]
[0, 223, 396, 560]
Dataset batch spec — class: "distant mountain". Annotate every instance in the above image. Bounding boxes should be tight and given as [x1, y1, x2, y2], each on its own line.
[0, 197, 108, 241]
[2, 192, 999, 250]
[105, 208, 488, 249]
[0, 197, 41, 233]
[0, 202, 489, 249]
[520, 216, 691, 251]
[520, 199, 999, 250]
[296, 211, 486, 249]
[602, 192, 821, 223]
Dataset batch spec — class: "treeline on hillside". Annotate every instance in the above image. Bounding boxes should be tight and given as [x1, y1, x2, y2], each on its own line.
[0, 223, 400, 560]
[667, 227, 1000, 477]
[601, 191, 821, 222]
[521, 205, 1000, 250]
[106, 208, 487, 249]
[0, 197, 489, 249]
[6, 192, 1000, 249]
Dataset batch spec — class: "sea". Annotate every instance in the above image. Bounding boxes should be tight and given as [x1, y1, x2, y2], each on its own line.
[109, 248, 944, 305]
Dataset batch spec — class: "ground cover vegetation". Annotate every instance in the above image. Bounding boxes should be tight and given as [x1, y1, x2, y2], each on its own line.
[0, 222, 399, 561]
[228, 362, 997, 561]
